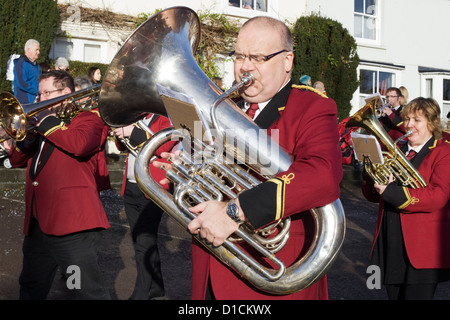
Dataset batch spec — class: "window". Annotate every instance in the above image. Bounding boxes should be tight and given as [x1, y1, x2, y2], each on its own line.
[228, 0, 267, 12]
[443, 79, 450, 120]
[419, 69, 450, 121]
[358, 67, 396, 108]
[84, 44, 101, 63]
[354, 0, 378, 41]
[426, 79, 433, 98]
[443, 79, 450, 101]
[50, 39, 73, 60]
[360, 69, 395, 96]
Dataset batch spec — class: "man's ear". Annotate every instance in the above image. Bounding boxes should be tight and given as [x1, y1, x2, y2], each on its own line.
[284, 51, 294, 72]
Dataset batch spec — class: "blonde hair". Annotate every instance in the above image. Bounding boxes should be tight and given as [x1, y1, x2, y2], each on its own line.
[401, 97, 443, 140]
[399, 86, 408, 105]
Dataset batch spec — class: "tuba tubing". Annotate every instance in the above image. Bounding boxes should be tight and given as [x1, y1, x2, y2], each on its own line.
[135, 127, 346, 295]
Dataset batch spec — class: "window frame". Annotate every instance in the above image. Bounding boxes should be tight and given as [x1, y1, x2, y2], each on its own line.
[354, 0, 380, 45]
[419, 71, 450, 122]
[355, 62, 404, 109]
[224, 0, 275, 18]
[50, 37, 108, 64]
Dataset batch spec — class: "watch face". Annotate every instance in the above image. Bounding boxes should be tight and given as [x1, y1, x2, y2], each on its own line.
[227, 203, 238, 220]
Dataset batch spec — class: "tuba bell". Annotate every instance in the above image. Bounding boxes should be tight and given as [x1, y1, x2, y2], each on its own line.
[98, 6, 346, 295]
[346, 95, 427, 189]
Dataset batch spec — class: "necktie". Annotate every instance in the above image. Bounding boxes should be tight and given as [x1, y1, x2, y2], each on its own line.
[246, 103, 259, 119]
[406, 149, 416, 160]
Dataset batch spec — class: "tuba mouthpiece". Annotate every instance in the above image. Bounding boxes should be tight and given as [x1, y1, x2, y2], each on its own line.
[241, 73, 255, 87]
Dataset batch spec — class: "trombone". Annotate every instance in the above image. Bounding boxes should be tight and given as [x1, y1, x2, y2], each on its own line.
[0, 85, 100, 141]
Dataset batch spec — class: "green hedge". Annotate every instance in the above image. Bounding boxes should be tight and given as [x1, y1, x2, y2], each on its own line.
[61, 60, 109, 82]
[292, 14, 360, 120]
[0, 0, 59, 92]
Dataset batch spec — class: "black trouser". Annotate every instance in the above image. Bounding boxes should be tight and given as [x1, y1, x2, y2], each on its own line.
[19, 218, 110, 300]
[124, 180, 164, 299]
[386, 283, 438, 300]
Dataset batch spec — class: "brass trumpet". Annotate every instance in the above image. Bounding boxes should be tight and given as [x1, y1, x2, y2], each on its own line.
[375, 101, 392, 117]
[0, 85, 100, 141]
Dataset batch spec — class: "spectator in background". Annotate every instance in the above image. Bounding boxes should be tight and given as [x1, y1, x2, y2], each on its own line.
[299, 74, 312, 86]
[74, 75, 94, 91]
[54, 57, 70, 72]
[313, 80, 327, 96]
[88, 67, 102, 84]
[6, 53, 21, 90]
[13, 39, 41, 104]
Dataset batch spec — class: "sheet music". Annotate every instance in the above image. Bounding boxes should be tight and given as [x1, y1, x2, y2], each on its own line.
[350, 132, 384, 164]
[364, 92, 384, 109]
[156, 84, 213, 143]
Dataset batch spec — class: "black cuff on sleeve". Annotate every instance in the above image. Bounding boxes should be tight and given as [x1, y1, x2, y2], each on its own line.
[129, 127, 148, 148]
[238, 178, 285, 229]
[382, 183, 410, 209]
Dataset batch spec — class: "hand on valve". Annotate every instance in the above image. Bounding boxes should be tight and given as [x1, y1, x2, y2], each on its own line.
[152, 151, 246, 246]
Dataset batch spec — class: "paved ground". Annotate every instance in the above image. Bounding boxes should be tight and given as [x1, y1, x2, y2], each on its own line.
[0, 158, 449, 301]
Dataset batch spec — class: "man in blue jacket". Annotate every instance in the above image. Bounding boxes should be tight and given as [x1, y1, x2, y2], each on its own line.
[13, 39, 41, 104]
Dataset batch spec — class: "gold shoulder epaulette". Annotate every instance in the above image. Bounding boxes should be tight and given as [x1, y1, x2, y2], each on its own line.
[292, 84, 328, 98]
[89, 109, 101, 117]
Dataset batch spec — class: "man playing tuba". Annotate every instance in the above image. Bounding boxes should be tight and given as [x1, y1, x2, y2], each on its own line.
[156, 16, 343, 300]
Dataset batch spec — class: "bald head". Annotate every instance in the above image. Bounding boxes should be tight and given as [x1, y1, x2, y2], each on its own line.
[242, 16, 293, 52]
[234, 16, 294, 103]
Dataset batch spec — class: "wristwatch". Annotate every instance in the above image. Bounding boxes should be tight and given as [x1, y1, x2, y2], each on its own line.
[226, 199, 243, 224]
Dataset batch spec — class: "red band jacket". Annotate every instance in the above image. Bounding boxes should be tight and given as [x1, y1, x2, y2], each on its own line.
[9, 110, 111, 236]
[191, 83, 343, 300]
[362, 138, 450, 269]
[379, 105, 406, 142]
[114, 114, 177, 195]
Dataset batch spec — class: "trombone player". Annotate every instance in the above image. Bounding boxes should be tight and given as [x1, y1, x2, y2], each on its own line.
[8, 70, 111, 299]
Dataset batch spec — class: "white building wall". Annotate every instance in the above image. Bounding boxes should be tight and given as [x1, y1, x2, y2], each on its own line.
[57, 0, 450, 120]
[303, 0, 450, 118]
[59, 0, 305, 22]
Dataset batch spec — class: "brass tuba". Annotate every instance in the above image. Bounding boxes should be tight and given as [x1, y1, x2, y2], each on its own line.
[346, 96, 427, 188]
[98, 6, 346, 295]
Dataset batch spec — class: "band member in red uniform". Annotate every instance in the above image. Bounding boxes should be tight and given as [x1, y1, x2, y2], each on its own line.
[363, 97, 450, 300]
[155, 16, 342, 300]
[9, 70, 111, 299]
[111, 114, 175, 300]
[380, 87, 406, 142]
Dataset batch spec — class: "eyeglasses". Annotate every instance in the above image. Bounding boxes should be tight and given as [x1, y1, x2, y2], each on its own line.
[37, 88, 64, 98]
[229, 49, 288, 63]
